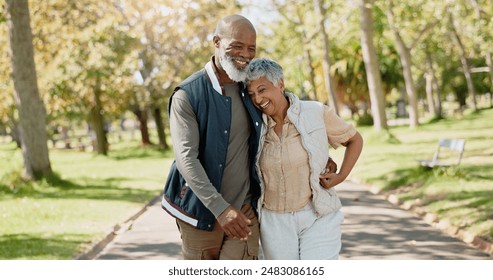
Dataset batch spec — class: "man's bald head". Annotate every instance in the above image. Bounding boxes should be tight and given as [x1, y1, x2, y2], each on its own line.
[214, 14, 256, 38]
[213, 15, 256, 83]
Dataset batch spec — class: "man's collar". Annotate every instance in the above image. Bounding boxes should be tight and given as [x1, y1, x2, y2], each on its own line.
[205, 57, 223, 95]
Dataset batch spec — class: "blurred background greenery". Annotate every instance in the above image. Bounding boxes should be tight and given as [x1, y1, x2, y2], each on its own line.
[1, 0, 492, 259]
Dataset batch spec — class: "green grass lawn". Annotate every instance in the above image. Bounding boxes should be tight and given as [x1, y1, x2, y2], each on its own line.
[333, 108, 493, 244]
[0, 140, 174, 259]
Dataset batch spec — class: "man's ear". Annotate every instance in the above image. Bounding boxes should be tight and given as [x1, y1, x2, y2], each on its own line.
[213, 36, 220, 47]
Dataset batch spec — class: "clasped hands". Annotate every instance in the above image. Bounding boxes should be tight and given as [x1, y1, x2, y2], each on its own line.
[217, 205, 251, 240]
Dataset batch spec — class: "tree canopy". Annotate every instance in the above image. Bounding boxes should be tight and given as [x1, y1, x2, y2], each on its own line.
[1, 0, 492, 152]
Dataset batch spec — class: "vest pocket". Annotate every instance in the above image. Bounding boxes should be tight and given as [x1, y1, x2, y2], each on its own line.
[312, 186, 342, 216]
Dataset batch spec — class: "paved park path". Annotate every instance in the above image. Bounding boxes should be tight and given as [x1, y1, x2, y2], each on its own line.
[92, 180, 491, 260]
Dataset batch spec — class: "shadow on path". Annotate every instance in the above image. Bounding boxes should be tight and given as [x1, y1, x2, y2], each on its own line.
[338, 181, 491, 259]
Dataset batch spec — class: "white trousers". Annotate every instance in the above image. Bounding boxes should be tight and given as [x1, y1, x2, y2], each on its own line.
[260, 203, 344, 260]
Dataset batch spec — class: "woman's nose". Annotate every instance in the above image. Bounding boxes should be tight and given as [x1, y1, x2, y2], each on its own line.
[253, 94, 263, 105]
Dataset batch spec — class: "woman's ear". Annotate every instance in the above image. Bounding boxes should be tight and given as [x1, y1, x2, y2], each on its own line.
[279, 79, 285, 92]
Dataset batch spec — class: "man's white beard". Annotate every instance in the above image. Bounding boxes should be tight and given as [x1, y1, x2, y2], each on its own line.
[219, 48, 248, 83]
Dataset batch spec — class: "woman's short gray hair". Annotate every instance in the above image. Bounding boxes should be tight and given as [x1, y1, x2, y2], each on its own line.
[245, 58, 284, 87]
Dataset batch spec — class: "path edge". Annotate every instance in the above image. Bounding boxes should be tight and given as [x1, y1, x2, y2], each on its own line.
[73, 195, 162, 260]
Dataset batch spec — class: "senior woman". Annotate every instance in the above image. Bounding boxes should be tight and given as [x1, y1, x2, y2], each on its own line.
[245, 58, 363, 260]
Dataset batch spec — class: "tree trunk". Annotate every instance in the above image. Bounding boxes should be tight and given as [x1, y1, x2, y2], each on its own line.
[427, 50, 443, 118]
[314, 0, 339, 115]
[132, 107, 152, 146]
[449, 14, 477, 111]
[469, 0, 491, 108]
[392, 31, 419, 127]
[432, 69, 443, 117]
[425, 50, 438, 117]
[152, 106, 169, 149]
[88, 109, 107, 155]
[486, 52, 493, 108]
[359, 0, 388, 132]
[425, 74, 434, 113]
[387, 7, 419, 128]
[89, 76, 108, 155]
[6, 0, 52, 180]
[136, 49, 156, 146]
[304, 48, 318, 100]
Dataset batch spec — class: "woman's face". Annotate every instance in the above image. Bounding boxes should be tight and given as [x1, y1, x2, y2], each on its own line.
[247, 76, 286, 117]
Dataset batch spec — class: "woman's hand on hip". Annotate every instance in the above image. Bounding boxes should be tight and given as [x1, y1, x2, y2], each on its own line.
[319, 172, 344, 189]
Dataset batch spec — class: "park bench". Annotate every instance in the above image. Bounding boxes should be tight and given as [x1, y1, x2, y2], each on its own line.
[416, 138, 466, 168]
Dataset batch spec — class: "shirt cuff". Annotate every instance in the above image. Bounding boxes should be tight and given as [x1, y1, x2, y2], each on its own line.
[208, 197, 231, 218]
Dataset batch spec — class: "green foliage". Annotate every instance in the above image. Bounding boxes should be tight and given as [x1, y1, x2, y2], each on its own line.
[0, 170, 34, 194]
[0, 3, 6, 24]
[378, 44, 404, 90]
[0, 4, 15, 129]
[1, 0, 492, 134]
[355, 112, 374, 127]
[0, 139, 174, 259]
